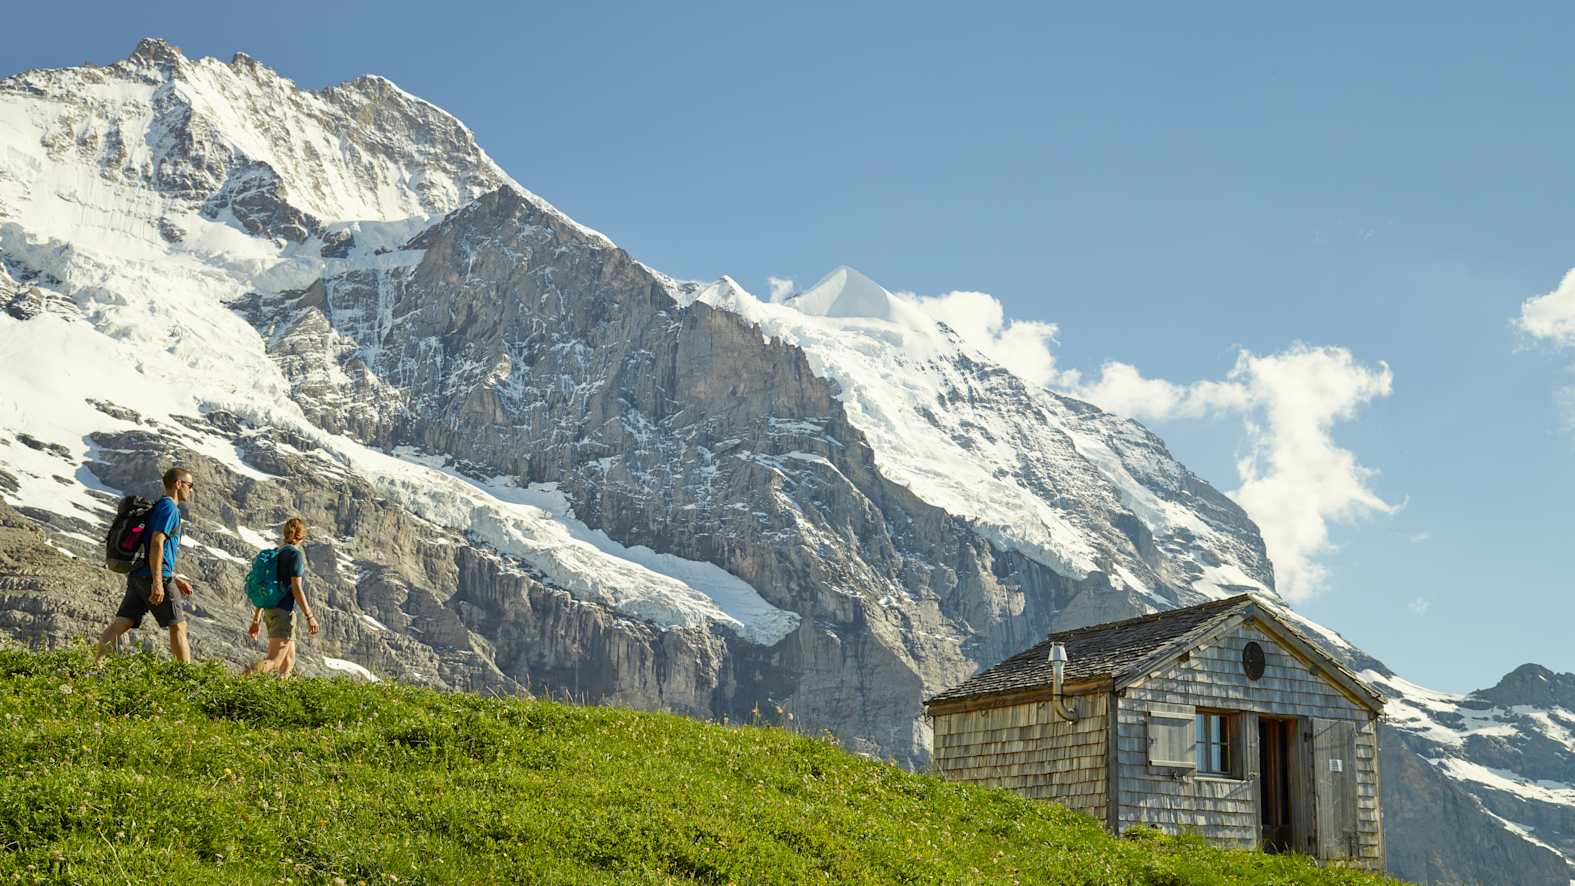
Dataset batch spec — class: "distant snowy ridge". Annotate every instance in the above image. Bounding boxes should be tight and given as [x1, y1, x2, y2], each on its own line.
[1366, 664, 1575, 863]
[679, 270, 1274, 603]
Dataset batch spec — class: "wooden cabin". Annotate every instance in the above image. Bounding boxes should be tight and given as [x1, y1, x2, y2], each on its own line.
[924, 594, 1385, 867]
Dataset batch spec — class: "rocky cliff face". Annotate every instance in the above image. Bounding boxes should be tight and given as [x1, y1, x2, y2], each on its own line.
[0, 416, 737, 712]
[1380, 725, 1570, 884]
[2, 39, 1570, 883]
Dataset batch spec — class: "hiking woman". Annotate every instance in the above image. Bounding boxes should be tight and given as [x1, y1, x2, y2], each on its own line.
[244, 517, 319, 676]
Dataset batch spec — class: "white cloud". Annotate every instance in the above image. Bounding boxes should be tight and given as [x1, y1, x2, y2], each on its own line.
[1516, 268, 1575, 347]
[905, 289, 1069, 388]
[1558, 385, 1575, 435]
[1072, 361, 1250, 420]
[1070, 345, 1395, 602]
[1514, 269, 1575, 435]
[1408, 597, 1431, 615]
[1409, 531, 1430, 544]
[1229, 346, 1396, 601]
[767, 276, 795, 303]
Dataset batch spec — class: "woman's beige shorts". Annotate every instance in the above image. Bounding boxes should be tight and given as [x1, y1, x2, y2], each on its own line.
[262, 608, 294, 640]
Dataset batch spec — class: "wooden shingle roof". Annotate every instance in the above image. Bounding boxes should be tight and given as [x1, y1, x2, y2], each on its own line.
[927, 595, 1257, 706]
[927, 593, 1384, 712]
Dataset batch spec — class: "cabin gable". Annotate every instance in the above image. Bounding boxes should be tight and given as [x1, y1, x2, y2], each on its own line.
[1114, 620, 1381, 862]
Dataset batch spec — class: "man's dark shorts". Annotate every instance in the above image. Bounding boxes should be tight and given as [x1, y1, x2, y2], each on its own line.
[115, 574, 184, 629]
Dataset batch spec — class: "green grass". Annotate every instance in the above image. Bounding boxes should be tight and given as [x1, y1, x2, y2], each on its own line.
[0, 648, 1396, 885]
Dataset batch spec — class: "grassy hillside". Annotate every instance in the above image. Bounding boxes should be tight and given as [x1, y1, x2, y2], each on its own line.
[0, 648, 1394, 885]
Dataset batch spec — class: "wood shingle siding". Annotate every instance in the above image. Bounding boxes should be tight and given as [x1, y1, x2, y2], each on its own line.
[932, 694, 1110, 821]
[1354, 721, 1383, 860]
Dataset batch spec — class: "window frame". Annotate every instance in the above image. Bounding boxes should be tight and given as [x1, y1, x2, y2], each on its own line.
[1194, 709, 1240, 778]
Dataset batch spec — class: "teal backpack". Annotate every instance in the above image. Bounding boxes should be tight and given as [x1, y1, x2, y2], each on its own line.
[245, 548, 287, 608]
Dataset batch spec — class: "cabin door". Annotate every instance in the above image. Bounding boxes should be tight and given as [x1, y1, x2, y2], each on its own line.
[1257, 716, 1297, 853]
[1309, 717, 1359, 860]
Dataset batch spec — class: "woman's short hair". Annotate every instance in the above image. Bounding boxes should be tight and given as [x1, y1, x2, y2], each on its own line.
[282, 517, 308, 544]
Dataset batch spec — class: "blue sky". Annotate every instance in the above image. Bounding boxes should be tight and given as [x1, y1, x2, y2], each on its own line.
[9, 1, 1575, 692]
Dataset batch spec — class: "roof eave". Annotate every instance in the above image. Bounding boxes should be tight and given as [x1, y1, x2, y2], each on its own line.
[923, 677, 1113, 716]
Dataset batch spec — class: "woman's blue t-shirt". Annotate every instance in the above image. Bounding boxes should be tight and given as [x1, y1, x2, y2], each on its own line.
[273, 544, 306, 612]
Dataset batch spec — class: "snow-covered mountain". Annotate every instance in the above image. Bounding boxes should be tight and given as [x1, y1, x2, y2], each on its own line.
[681, 270, 1271, 601]
[0, 38, 784, 643]
[2, 39, 1571, 883]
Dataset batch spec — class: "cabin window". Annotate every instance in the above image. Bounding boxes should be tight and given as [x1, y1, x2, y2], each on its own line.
[1195, 711, 1238, 776]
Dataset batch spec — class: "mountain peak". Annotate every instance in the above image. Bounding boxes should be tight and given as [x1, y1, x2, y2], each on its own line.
[129, 37, 185, 68]
[1473, 662, 1575, 709]
[785, 266, 899, 320]
[677, 275, 752, 311]
[344, 73, 401, 93]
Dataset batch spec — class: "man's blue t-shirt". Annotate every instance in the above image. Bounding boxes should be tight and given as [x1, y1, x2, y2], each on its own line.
[130, 496, 181, 579]
[273, 544, 306, 612]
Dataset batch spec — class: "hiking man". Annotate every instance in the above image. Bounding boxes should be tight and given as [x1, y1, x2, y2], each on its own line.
[94, 467, 194, 663]
[244, 517, 319, 676]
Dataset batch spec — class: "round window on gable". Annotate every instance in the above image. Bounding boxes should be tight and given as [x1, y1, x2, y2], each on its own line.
[1242, 641, 1266, 681]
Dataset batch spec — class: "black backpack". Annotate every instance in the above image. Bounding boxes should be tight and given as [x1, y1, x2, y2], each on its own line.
[105, 496, 154, 574]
